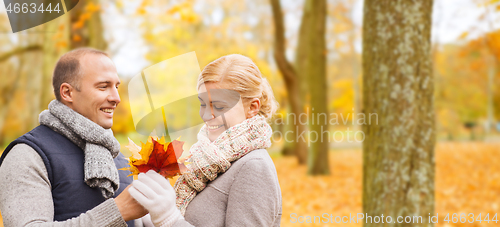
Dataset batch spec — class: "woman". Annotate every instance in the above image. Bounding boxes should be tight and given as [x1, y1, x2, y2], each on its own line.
[129, 54, 282, 227]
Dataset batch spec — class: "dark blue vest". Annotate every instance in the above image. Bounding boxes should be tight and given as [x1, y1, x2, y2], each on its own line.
[0, 125, 135, 226]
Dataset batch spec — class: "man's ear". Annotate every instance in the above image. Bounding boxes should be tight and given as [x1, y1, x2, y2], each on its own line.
[60, 82, 75, 104]
[246, 98, 261, 119]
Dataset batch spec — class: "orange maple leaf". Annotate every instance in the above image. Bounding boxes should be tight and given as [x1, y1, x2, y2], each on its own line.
[121, 136, 190, 179]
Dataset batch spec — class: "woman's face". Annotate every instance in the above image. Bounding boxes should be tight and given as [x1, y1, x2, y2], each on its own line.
[198, 82, 247, 142]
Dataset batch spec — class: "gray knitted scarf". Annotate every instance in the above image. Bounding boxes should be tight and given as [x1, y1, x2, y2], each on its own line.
[39, 100, 120, 199]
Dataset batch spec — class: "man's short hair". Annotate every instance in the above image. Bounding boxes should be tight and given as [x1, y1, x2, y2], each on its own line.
[52, 48, 108, 101]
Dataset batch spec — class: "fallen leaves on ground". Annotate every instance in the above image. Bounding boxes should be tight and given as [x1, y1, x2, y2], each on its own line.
[274, 142, 500, 227]
[435, 142, 500, 227]
[275, 149, 362, 227]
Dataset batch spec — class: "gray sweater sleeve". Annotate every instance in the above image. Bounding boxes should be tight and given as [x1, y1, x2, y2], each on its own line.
[225, 159, 281, 226]
[0, 143, 127, 227]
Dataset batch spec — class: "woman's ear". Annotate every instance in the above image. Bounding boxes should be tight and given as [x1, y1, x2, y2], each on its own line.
[246, 98, 261, 118]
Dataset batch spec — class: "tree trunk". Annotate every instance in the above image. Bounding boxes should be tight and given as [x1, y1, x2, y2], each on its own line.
[362, 1, 435, 226]
[349, 31, 361, 131]
[24, 50, 44, 131]
[270, 0, 308, 164]
[295, 0, 312, 106]
[70, 0, 107, 50]
[0, 44, 42, 138]
[486, 56, 494, 135]
[41, 14, 70, 112]
[86, 0, 107, 50]
[302, 0, 329, 175]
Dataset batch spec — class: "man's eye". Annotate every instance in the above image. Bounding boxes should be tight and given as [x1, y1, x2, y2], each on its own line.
[99, 86, 107, 89]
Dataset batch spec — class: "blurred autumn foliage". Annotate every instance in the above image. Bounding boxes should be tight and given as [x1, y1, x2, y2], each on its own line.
[435, 29, 500, 139]
[1, 0, 499, 146]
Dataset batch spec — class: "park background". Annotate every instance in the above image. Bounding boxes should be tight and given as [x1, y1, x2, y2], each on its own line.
[0, 0, 499, 226]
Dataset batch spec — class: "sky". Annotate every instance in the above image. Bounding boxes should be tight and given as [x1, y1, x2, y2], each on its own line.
[349, 0, 499, 44]
[347, 0, 499, 52]
[430, 0, 500, 43]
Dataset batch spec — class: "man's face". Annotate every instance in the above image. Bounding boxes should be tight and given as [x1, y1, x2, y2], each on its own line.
[70, 54, 121, 129]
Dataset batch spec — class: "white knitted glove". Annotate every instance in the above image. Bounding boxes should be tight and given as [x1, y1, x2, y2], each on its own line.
[129, 170, 183, 227]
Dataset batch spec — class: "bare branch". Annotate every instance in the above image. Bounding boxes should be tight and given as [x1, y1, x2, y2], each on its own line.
[0, 45, 43, 62]
[270, 0, 297, 84]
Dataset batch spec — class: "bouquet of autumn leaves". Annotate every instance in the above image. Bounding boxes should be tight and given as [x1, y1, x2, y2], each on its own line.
[120, 134, 191, 179]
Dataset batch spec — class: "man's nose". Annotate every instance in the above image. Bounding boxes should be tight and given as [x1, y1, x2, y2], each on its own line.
[108, 87, 121, 104]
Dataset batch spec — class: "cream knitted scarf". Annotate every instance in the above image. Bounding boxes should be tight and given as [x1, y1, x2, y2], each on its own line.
[174, 114, 273, 215]
[39, 100, 121, 199]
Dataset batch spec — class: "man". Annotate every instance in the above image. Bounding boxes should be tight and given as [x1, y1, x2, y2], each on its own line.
[0, 48, 148, 226]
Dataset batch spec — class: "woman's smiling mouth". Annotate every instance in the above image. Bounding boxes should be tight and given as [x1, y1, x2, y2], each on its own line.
[207, 124, 224, 131]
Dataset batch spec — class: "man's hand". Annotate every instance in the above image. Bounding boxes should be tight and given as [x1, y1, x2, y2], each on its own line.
[115, 185, 149, 221]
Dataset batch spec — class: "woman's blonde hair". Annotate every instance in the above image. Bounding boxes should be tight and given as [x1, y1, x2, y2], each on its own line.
[197, 54, 278, 119]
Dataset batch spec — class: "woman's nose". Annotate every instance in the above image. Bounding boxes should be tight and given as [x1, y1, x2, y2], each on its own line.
[201, 107, 214, 122]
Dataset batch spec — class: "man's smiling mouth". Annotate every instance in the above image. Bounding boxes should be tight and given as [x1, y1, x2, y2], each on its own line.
[100, 108, 114, 114]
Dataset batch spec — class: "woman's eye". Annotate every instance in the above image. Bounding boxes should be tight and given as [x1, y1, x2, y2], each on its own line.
[213, 106, 224, 111]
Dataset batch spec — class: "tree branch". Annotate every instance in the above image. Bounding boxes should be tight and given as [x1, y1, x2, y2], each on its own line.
[270, 0, 297, 84]
[0, 45, 43, 62]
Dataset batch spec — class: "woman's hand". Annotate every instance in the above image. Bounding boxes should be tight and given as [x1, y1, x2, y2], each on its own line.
[129, 170, 183, 227]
